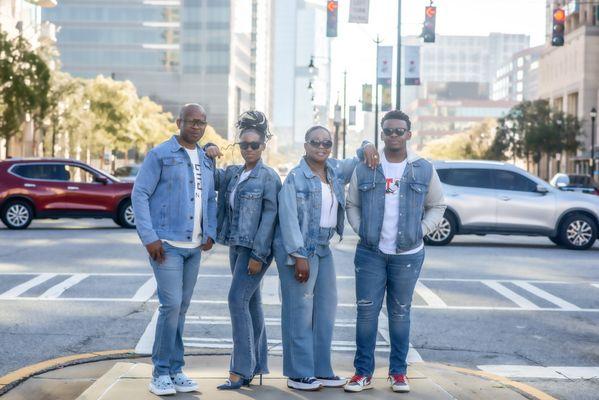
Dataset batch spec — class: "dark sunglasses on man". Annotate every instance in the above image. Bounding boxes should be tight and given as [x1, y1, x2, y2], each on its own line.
[238, 141, 263, 150]
[382, 127, 409, 137]
[307, 139, 333, 149]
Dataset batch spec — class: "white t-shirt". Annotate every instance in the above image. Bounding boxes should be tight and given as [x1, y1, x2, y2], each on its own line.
[229, 169, 253, 209]
[165, 148, 203, 249]
[320, 181, 338, 228]
[378, 153, 424, 255]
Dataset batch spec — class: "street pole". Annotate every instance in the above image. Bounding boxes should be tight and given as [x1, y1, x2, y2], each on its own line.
[591, 108, 597, 180]
[342, 70, 347, 159]
[374, 35, 382, 149]
[396, 0, 402, 110]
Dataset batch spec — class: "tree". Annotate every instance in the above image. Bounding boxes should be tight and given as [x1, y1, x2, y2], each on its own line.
[421, 119, 496, 160]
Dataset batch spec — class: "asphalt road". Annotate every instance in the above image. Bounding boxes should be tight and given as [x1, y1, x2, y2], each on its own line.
[0, 219, 598, 399]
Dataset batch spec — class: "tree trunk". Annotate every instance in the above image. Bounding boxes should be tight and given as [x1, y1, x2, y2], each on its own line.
[546, 154, 551, 180]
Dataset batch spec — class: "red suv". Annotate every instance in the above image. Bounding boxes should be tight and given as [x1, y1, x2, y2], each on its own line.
[0, 158, 135, 229]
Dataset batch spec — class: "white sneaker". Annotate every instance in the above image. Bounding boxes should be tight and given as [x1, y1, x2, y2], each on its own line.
[287, 377, 322, 391]
[149, 375, 176, 396]
[316, 375, 347, 388]
[389, 374, 410, 393]
[170, 372, 199, 393]
[344, 375, 373, 392]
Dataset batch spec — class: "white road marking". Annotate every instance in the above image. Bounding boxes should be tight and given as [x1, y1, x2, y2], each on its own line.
[592, 284, 599, 289]
[513, 281, 580, 311]
[261, 275, 280, 305]
[415, 281, 448, 308]
[0, 273, 57, 299]
[131, 277, 157, 302]
[135, 309, 158, 355]
[39, 274, 89, 299]
[482, 280, 540, 310]
[478, 365, 599, 379]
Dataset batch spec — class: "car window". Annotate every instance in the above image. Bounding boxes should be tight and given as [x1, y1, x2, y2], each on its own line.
[12, 164, 71, 181]
[494, 170, 537, 192]
[64, 165, 96, 184]
[436, 168, 494, 189]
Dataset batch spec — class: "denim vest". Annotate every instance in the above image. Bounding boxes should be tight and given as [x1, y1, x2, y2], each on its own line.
[354, 158, 433, 253]
[132, 136, 217, 246]
[215, 160, 281, 263]
[278, 157, 357, 259]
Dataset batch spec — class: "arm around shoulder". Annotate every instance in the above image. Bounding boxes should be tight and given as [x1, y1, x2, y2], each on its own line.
[421, 166, 447, 237]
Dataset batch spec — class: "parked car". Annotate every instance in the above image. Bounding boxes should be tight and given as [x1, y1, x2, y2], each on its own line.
[425, 160, 599, 250]
[113, 164, 140, 183]
[549, 173, 599, 196]
[0, 158, 135, 229]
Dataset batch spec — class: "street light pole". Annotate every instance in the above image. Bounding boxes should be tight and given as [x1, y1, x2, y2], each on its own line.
[591, 107, 597, 180]
[396, 0, 402, 110]
[342, 70, 347, 159]
[374, 35, 382, 149]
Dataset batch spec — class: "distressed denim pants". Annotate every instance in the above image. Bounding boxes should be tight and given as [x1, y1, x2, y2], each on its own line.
[353, 244, 425, 376]
[275, 229, 338, 379]
[227, 246, 270, 379]
[150, 242, 201, 378]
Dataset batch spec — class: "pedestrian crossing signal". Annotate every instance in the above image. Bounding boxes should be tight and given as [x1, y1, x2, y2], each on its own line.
[327, 0, 338, 37]
[422, 6, 436, 43]
[552, 8, 565, 46]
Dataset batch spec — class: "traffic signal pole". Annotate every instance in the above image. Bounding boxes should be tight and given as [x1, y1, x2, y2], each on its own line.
[374, 35, 381, 149]
[396, 0, 402, 110]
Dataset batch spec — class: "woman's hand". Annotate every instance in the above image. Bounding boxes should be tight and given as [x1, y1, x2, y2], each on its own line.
[294, 257, 310, 283]
[205, 145, 223, 159]
[247, 258, 263, 275]
[363, 143, 379, 169]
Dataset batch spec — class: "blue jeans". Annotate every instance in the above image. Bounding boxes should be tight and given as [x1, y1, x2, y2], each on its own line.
[275, 241, 337, 379]
[150, 242, 201, 378]
[353, 244, 425, 376]
[227, 246, 270, 379]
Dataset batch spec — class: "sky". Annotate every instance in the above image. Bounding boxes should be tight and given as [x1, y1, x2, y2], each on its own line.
[327, 0, 549, 126]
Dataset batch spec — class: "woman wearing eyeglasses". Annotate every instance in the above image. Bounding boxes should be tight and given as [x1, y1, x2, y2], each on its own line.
[274, 125, 378, 391]
[205, 111, 281, 390]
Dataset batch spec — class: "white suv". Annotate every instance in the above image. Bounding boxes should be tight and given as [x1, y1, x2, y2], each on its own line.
[425, 161, 599, 250]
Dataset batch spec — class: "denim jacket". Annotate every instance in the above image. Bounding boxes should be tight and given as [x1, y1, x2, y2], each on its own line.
[277, 155, 362, 261]
[215, 160, 281, 263]
[132, 135, 217, 246]
[346, 150, 446, 253]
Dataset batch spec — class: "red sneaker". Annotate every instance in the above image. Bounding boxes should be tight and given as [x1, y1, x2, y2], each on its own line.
[389, 374, 410, 393]
[344, 375, 373, 392]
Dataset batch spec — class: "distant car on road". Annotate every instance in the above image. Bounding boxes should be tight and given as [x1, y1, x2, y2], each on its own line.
[113, 164, 140, 183]
[549, 173, 599, 196]
[0, 158, 135, 229]
[425, 160, 599, 250]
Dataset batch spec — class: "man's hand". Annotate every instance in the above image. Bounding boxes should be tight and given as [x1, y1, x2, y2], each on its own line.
[146, 240, 165, 264]
[205, 145, 223, 159]
[247, 258, 263, 275]
[363, 143, 379, 169]
[200, 237, 214, 251]
[294, 257, 310, 283]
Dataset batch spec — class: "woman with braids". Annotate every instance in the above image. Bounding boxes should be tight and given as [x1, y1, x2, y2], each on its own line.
[274, 125, 378, 391]
[204, 111, 281, 390]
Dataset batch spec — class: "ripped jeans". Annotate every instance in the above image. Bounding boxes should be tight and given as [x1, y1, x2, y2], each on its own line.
[353, 244, 424, 376]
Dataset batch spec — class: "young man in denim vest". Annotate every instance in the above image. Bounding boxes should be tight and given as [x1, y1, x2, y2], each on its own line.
[344, 110, 446, 393]
[132, 103, 217, 396]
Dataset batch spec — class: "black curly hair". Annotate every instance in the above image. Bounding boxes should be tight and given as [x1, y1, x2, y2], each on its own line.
[237, 110, 272, 142]
[381, 109, 411, 130]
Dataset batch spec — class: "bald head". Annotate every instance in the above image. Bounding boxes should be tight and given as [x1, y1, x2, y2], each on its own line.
[176, 103, 208, 148]
[179, 103, 206, 120]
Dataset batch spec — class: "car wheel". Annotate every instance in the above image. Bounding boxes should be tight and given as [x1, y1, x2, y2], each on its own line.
[558, 213, 597, 250]
[117, 200, 135, 229]
[1, 200, 33, 229]
[425, 213, 456, 246]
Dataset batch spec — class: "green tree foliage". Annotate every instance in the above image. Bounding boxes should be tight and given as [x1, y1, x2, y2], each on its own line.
[421, 119, 496, 160]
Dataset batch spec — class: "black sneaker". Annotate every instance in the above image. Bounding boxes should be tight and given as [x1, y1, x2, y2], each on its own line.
[287, 377, 322, 391]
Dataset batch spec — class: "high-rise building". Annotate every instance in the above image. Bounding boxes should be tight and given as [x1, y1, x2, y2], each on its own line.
[492, 46, 542, 102]
[43, 0, 272, 139]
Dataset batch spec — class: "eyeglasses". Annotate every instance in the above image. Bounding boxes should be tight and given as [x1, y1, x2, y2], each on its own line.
[239, 141, 263, 150]
[182, 119, 207, 128]
[307, 139, 333, 149]
[382, 127, 409, 137]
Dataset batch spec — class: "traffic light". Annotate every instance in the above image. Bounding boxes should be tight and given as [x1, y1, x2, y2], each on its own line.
[327, 0, 338, 37]
[552, 8, 565, 46]
[422, 6, 436, 43]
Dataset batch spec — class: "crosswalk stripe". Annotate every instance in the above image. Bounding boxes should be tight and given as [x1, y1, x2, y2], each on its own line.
[39, 274, 89, 299]
[513, 281, 580, 311]
[0, 273, 57, 299]
[415, 281, 448, 308]
[478, 365, 599, 379]
[261, 275, 280, 305]
[131, 277, 156, 302]
[482, 280, 540, 310]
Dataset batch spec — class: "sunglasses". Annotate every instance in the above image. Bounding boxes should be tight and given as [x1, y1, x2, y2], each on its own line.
[307, 139, 333, 149]
[182, 119, 207, 129]
[238, 141, 263, 150]
[382, 127, 409, 137]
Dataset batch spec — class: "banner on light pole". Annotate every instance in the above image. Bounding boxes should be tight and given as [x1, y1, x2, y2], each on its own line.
[349, 0, 370, 23]
[381, 84, 392, 111]
[362, 84, 372, 112]
[405, 45, 421, 86]
[349, 106, 356, 125]
[377, 46, 393, 85]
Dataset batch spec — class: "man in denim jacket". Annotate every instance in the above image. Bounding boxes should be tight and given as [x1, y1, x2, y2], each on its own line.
[132, 103, 217, 396]
[344, 110, 445, 394]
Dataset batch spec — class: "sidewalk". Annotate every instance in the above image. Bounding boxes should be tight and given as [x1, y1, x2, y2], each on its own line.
[1, 352, 555, 400]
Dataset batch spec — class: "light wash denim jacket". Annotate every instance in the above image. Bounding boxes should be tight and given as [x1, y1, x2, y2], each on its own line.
[277, 153, 364, 262]
[346, 150, 446, 253]
[215, 160, 282, 263]
[132, 135, 217, 246]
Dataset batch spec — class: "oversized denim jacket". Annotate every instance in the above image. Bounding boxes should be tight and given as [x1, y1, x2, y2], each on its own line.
[277, 155, 362, 261]
[215, 160, 282, 263]
[132, 135, 217, 246]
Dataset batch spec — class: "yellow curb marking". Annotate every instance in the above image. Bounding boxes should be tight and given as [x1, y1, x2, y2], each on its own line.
[0, 349, 134, 387]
